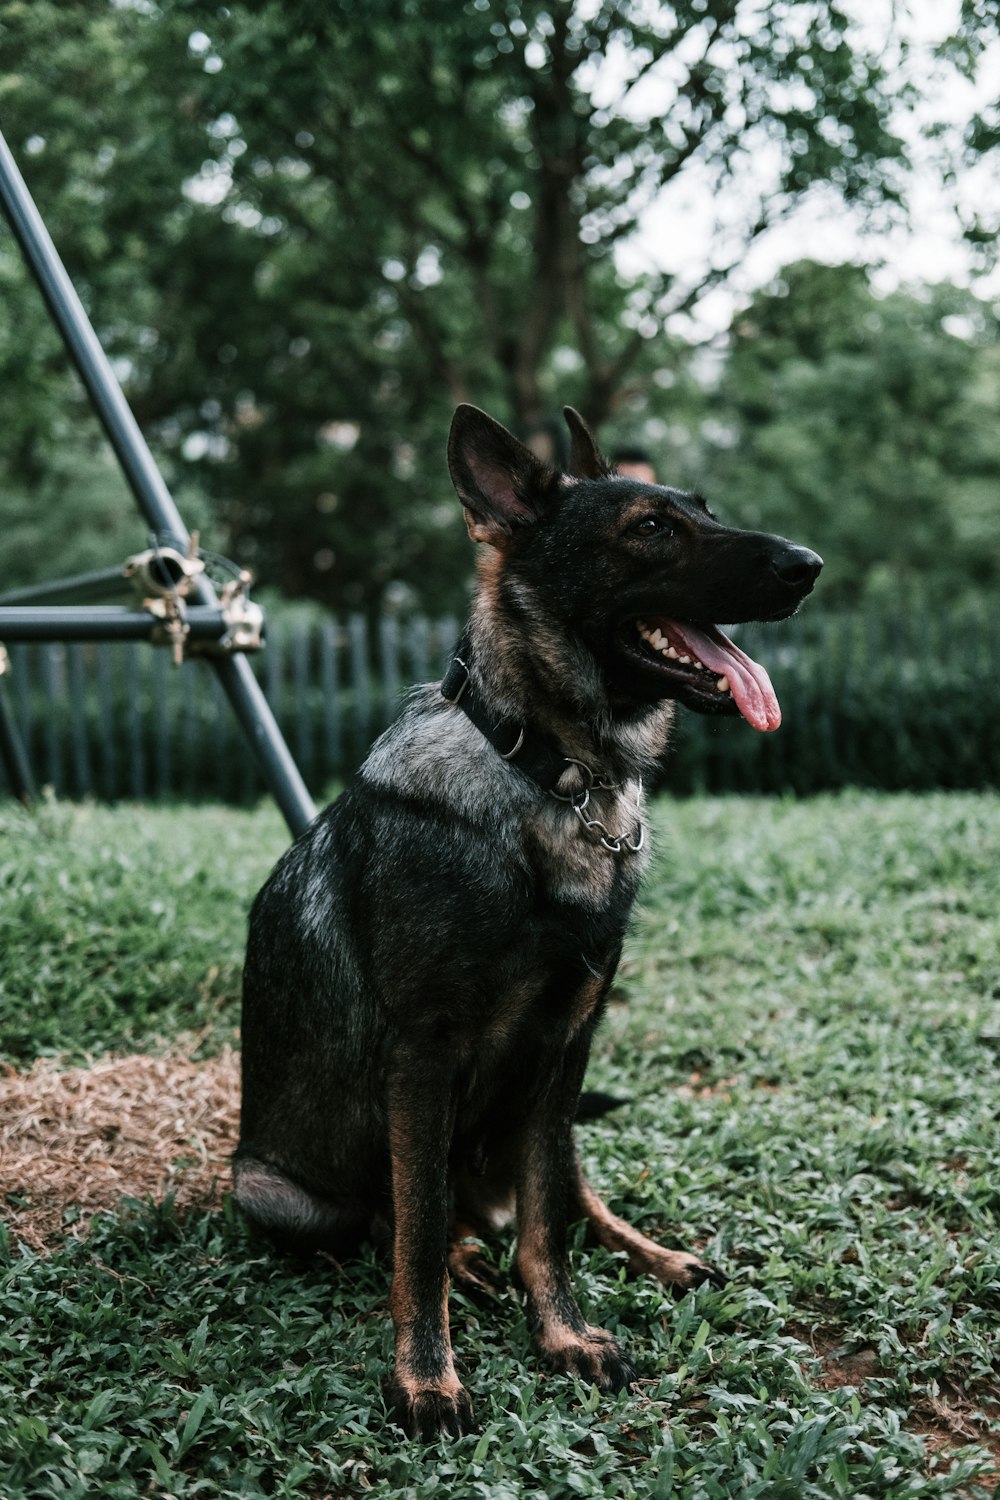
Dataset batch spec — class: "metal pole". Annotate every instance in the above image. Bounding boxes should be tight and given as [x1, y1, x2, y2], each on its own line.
[0, 605, 236, 643]
[0, 129, 316, 837]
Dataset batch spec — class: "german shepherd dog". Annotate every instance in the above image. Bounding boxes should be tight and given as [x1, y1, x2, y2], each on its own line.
[234, 405, 822, 1439]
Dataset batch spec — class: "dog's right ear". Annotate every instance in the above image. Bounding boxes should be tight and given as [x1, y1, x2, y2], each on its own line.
[448, 404, 556, 545]
[564, 406, 612, 481]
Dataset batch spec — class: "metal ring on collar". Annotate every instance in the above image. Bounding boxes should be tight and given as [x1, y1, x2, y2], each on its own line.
[499, 726, 525, 759]
[566, 756, 619, 792]
[551, 757, 609, 800]
[442, 657, 470, 705]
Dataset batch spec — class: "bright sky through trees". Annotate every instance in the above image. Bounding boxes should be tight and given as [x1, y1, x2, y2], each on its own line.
[618, 0, 1000, 335]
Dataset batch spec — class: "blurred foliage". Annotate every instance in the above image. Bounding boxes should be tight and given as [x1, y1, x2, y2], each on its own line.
[633, 262, 1000, 608]
[0, 1, 996, 611]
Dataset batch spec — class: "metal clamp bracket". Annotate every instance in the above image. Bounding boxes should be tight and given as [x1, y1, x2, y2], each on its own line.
[124, 538, 205, 601]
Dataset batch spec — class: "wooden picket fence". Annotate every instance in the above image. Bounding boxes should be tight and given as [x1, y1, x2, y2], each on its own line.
[2, 599, 998, 802]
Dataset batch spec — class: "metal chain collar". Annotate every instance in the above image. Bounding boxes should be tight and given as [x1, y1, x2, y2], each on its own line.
[550, 756, 644, 856]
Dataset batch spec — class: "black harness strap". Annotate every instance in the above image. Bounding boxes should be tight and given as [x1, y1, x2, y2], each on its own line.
[440, 634, 569, 793]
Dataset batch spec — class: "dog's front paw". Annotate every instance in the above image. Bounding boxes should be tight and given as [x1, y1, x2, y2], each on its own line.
[385, 1373, 476, 1441]
[541, 1326, 636, 1393]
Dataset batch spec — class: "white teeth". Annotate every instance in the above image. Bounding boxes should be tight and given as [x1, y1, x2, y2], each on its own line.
[636, 621, 715, 679]
[716, 675, 730, 693]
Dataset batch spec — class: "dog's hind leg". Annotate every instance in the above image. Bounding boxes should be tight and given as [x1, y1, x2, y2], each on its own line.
[232, 1155, 376, 1255]
[572, 1150, 726, 1291]
[448, 1153, 517, 1298]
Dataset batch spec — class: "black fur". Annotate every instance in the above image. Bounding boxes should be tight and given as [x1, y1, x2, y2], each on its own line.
[234, 404, 821, 1438]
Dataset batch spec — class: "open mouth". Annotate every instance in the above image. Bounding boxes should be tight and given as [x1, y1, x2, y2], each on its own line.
[633, 616, 782, 732]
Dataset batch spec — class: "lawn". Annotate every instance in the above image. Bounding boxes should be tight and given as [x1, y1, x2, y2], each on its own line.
[1, 790, 998, 1499]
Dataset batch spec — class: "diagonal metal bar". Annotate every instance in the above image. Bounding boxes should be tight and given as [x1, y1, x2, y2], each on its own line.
[0, 129, 316, 836]
[0, 566, 136, 607]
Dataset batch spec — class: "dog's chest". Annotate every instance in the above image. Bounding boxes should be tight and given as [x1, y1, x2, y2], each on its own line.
[461, 823, 642, 1082]
[527, 780, 650, 908]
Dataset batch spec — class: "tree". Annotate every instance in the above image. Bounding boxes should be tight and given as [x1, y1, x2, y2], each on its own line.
[679, 261, 1000, 605]
[191, 0, 916, 429]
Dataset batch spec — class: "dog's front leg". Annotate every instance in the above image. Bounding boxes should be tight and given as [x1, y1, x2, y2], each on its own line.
[384, 1055, 475, 1440]
[515, 1042, 636, 1394]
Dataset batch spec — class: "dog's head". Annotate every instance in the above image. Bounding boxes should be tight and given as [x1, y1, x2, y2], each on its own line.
[448, 404, 822, 732]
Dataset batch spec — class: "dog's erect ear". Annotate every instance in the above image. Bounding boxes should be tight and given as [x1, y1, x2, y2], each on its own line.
[448, 404, 556, 544]
[563, 406, 612, 481]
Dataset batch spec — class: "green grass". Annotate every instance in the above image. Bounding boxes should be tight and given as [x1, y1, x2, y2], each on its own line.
[1, 791, 999, 1498]
[0, 795, 286, 1063]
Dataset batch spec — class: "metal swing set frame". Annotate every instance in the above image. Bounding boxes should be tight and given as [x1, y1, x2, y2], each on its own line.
[0, 130, 316, 838]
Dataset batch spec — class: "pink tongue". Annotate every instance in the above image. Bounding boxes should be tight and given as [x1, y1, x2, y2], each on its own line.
[661, 620, 781, 732]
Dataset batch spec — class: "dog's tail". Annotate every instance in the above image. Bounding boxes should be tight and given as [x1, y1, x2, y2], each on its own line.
[575, 1090, 627, 1122]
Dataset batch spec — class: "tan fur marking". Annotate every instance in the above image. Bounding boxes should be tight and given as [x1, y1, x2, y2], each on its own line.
[536, 1321, 615, 1359]
[620, 496, 667, 525]
[475, 542, 507, 597]
[391, 1353, 465, 1402]
[387, 1099, 463, 1394]
[393, 1374, 467, 1405]
[568, 972, 606, 1034]
[465, 508, 512, 548]
[387, 1120, 435, 1240]
[517, 1233, 608, 1363]
[619, 495, 697, 533]
[515, 1203, 622, 1365]
[389, 1277, 462, 1392]
[514, 1220, 557, 1302]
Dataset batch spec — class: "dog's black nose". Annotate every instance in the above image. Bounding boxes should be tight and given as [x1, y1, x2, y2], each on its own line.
[770, 543, 823, 589]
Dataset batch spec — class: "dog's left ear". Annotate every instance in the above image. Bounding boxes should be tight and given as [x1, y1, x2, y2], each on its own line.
[448, 404, 556, 545]
[563, 407, 612, 481]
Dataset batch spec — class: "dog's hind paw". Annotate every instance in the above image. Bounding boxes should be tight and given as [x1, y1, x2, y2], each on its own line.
[541, 1327, 637, 1393]
[684, 1258, 727, 1292]
[448, 1237, 506, 1300]
[385, 1375, 476, 1441]
[666, 1252, 727, 1295]
[637, 1244, 727, 1293]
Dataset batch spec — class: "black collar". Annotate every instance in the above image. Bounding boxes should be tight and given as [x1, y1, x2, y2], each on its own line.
[440, 633, 570, 793]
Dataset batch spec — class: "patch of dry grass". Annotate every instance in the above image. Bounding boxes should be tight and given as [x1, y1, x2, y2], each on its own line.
[0, 1046, 239, 1252]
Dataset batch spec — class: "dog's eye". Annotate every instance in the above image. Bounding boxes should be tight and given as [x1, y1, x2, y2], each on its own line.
[632, 515, 669, 538]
